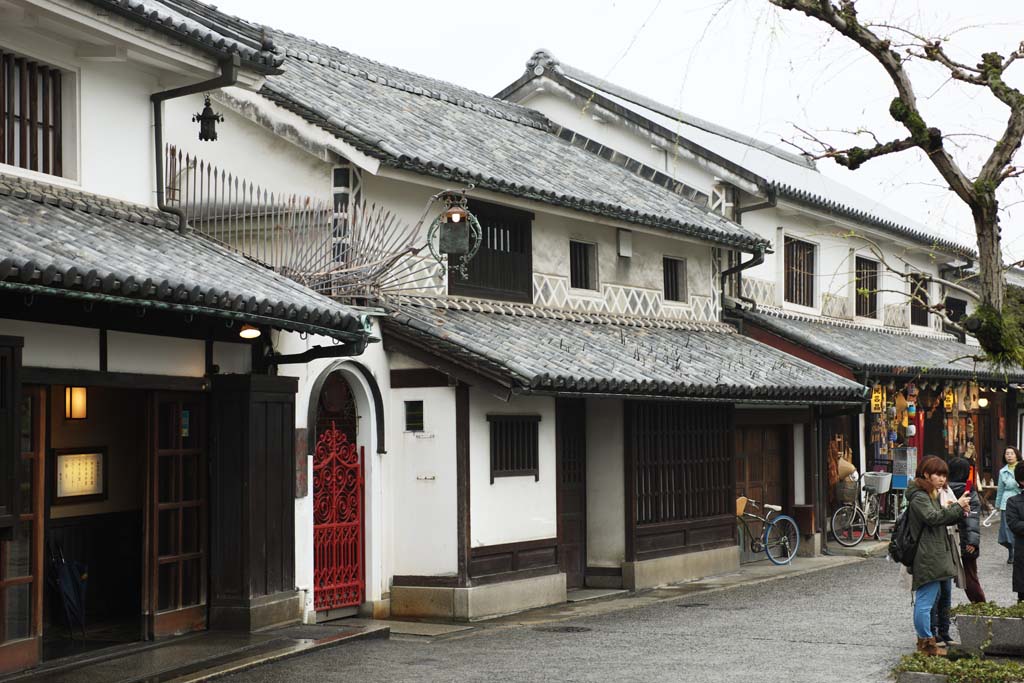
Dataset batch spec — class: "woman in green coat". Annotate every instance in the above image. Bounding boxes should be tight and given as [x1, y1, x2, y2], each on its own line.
[906, 456, 970, 656]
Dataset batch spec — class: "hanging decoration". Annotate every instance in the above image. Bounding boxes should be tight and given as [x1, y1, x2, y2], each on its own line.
[426, 190, 483, 278]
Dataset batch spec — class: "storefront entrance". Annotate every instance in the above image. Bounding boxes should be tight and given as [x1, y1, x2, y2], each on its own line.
[0, 385, 208, 673]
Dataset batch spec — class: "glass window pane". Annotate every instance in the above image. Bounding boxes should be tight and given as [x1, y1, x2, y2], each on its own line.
[181, 507, 199, 555]
[157, 563, 178, 612]
[158, 509, 178, 557]
[2, 523, 32, 580]
[4, 584, 31, 641]
[158, 456, 178, 504]
[181, 454, 199, 503]
[158, 403, 178, 450]
[181, 559, 201, 608]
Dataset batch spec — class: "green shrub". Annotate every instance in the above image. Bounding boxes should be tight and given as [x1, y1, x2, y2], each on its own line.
[951, 602, 1024, 619]
[894, 653, 1024, 682]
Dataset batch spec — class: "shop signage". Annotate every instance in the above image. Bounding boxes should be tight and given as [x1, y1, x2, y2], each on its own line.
[870, 385, 886, 413]
[944, 389, 955, 411]
[55, 448, 106, 502]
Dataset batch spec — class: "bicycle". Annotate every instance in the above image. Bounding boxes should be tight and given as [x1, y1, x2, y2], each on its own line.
[831, 473, 888, 547]
[735, 496, 800, 565]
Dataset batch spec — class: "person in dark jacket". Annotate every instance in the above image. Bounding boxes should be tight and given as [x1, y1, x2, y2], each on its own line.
[948, 457, 986, 603]
[906, 456, 969, 656]
[1002, 464, 1024, 601]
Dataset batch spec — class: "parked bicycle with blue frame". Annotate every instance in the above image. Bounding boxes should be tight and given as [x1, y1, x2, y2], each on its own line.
[735, 496, 800, 565]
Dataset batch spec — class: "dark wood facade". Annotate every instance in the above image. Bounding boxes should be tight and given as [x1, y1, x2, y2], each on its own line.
[624, 402, 735, 562]
[209, 374, 299, 631]
[448, 200, 533, 303]
[556, 398, 587, 590]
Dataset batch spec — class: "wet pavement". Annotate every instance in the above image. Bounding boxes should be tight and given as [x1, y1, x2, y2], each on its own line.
[215, 523, 1020, 683]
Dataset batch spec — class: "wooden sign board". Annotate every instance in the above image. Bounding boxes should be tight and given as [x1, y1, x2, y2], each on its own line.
[870, 385, 886, 413]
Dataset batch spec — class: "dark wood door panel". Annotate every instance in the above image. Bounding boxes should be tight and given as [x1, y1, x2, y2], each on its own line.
[556, 399, 586, 590]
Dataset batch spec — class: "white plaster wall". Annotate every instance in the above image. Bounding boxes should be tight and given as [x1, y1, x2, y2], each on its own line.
[107, 331, 204, 376]
[273, 323, 392, 621]
[0, 23, 163, 204]
[212, 341, 251, 375]
[585, 398, 624, 567]
[470, 390, 557, 547]
[0, 319, 99, 369]
[519, 90, 713, 194]
[390, 385, 458, 575]
[164, 93, 333, 201]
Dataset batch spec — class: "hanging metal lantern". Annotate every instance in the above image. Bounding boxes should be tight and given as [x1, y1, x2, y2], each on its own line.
[193, 95, 224, 141]
[426, 191, 482, 278]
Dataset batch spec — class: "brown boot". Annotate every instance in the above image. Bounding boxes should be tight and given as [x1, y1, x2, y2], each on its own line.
[916, 637, 946, 656]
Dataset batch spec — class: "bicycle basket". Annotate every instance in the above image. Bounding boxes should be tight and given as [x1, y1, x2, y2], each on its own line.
[835, 479, 859, 503]
[862, 471, 891, 494]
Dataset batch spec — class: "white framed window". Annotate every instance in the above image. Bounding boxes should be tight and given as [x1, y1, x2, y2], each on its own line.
[663, 256, 687, 302]
[784, 236, 815, 308]
[569, 240, 598, 291]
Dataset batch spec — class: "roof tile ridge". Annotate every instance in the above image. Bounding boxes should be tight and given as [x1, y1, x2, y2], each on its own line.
[0, 173, 177, 229]
[386, 294, 733, 332]
[545, 58, 814, 170]
[756, 306, 958, 341]
[771, 181, 975, 256]
[275, 35, 548, 130]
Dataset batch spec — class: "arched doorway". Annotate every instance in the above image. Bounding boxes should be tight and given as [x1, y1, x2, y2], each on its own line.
[312, 371, 365, 615]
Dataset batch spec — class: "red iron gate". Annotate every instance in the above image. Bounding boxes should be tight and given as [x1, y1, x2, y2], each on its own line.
[313, 423, 364, 611]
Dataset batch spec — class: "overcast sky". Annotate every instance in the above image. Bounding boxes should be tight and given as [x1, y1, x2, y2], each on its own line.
[213, 0, 1024, 260]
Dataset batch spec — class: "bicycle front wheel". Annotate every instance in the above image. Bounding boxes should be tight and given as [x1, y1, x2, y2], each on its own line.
[864, 494, 880, 538]
[764, 515, 800, 565]
[831, 505, 867, 547]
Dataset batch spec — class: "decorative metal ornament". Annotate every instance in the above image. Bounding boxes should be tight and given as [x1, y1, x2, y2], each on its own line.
[427, 191, 482, 278]
[193, 95, 224, 141]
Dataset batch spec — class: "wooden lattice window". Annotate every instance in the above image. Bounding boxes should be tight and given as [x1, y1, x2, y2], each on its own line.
[1, 50, 63, 176]
[784, 237, 815, 308]
[909, 273, 930, 326]
[663, 257, 687, 302]
[855, 257, 878, 318]
[569, 241, 597, 290]
[448, 200, 533, 303]
[487, 415, 540, 483]
[627, 402, 732, 525]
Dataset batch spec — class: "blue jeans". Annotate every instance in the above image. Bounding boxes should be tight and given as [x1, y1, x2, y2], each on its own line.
[914, 581, 942, 638]
[931, 578, 952, 638]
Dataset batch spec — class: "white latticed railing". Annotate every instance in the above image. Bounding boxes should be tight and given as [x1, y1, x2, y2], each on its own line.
[821, 292, 849, 320]
[883, 303, 909, 329]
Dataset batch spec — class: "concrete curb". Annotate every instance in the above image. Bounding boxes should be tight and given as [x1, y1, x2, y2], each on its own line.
[166, 626, 390, 683]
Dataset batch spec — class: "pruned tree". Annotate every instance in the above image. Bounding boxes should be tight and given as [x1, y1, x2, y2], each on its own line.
[769, 0, 1024, 366]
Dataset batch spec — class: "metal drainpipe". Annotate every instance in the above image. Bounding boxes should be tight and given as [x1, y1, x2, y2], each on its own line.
[726, 186, 777, 309]
[152, 55, 239, 234]
[720, 244, 765, 311]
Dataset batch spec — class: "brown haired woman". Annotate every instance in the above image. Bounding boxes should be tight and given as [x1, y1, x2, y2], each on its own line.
[906, 456, 970, 655]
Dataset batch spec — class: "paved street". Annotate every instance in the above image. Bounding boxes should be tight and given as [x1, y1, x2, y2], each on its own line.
[221, 523, 1019, 683]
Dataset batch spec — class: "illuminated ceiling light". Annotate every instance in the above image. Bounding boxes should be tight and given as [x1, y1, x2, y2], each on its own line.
[239, 324, 261, 340]
[978, 397, 990, 409]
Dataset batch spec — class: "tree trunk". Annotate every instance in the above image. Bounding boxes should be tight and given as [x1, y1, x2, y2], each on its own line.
[972, 192, 1005, 312]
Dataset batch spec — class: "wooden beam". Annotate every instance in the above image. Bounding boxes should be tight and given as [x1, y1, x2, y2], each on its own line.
[390, 368, 450, 388]
[456, 382, 470, 587]
[21, 367, 209, 392]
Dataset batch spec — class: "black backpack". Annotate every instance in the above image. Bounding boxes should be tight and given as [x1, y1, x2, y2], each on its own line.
[888, 505, 918, 568]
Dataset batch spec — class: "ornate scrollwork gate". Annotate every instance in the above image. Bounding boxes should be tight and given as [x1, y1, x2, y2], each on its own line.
[313, 422, 364, 611]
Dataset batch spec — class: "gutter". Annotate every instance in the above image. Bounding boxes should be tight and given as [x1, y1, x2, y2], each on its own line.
[152, 55, 239, 234]
[720, 243, 766, 311]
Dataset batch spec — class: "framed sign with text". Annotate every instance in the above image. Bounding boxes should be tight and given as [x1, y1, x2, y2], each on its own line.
[53, 447, 107, 504]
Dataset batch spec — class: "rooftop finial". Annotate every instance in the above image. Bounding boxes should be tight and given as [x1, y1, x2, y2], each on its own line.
[526, 49, 559, 76]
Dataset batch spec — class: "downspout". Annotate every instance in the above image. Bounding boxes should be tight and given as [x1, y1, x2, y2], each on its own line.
[152, 55, 239, 234]
[722, 185, 776, 310]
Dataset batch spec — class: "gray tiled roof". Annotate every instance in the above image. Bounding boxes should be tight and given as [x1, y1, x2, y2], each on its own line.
[502, 50, 974, 258]
[82, 0, 281, 72]
[383, 305, 867, 402]
[257, 31, 766, 251]
[737, 309, 1024, 381]
[0, 173, 367, 341]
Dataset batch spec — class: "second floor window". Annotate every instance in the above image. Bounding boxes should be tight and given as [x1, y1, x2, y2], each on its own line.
[855, 257, 878, 318]
[448, 200, 533, 303]
[944, 296, 967, 324]
[663, 257, 687, 302]
[1, 49, 63, 177]
[569, 240, 597, 290]
[784, 236, 815, 308]
[909, 273, 930, 326]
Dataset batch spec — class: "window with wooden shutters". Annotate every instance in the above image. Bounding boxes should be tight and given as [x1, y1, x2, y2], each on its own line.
[909, 274, 930, 326]
[626, 402, 732, 525]
[569, 241, 597, 290]
[663, 257, 687, 302]
[784, 237, 815, 307]
[0, 50, 63, 177]
[487, 415, 540, 483]
[855, 257, 879, 318]
[448, 200, 533, 303]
